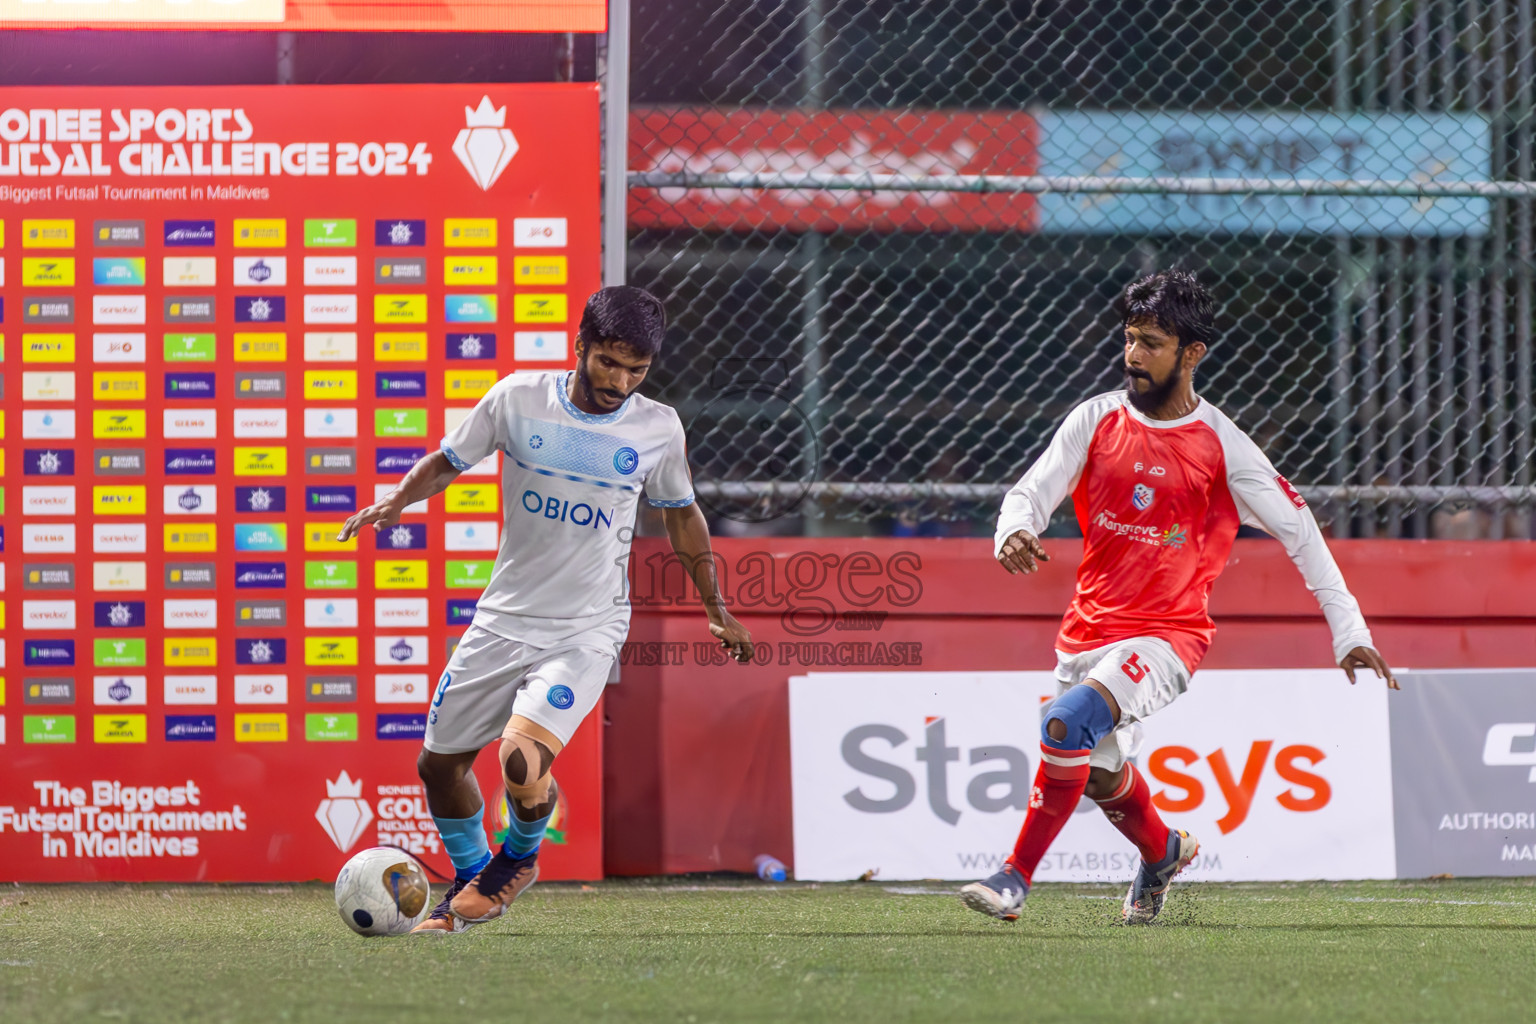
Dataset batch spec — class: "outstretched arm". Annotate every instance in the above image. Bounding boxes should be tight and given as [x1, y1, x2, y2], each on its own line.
[341, 375, 509, 541]
[1340, 645, 1397, 688]
[337, 450, 461, 541]
[1221, 428, 1398, 689]
[995, 396, 1110, 575]
[661, 503, 753, 664]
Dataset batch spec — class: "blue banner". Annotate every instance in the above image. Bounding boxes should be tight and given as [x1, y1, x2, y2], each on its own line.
[1037, 112, 1489, 236]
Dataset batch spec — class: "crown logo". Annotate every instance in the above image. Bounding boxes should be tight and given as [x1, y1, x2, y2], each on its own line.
[453, 94, 519, 191]
[464, 96, 506, 127]
[325, 770, 363, 798]
[316, 771, 372, 852]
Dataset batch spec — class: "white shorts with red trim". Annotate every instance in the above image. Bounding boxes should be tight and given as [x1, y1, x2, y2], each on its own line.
[1053, 636, 1190, 772]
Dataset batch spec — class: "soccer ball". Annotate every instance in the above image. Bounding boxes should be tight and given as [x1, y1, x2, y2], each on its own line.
[334, 847, 432, 936]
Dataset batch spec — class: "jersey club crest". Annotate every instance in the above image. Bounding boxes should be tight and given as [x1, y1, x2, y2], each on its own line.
[1132, 482, 1155, 511]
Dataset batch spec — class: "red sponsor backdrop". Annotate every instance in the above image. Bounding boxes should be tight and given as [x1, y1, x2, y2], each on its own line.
[607, 537, 1536, 876]
[2, 707, 602, 882]
[0, 83, 604, 882]
[628, 108, 1038, 233]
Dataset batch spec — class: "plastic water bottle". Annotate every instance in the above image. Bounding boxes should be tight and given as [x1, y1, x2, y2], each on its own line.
[754, 854, 788, 882]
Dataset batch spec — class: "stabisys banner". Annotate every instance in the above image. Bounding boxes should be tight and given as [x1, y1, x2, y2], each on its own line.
[0, 84, 603, 881]
[790, 669, 1395, 882]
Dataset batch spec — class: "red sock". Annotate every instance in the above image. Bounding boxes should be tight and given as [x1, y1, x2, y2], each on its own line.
[1094, 762, 1171, 863]
[1004, 745, 1092, 884]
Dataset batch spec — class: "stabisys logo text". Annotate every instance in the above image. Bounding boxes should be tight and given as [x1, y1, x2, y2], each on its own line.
[839, 719, 1330, 834]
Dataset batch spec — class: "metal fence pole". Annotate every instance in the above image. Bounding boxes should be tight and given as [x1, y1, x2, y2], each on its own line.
[602, 0, 631, 287]
[276, 32, 296, 85]
[798, 0, 830, 533]
[1359, 240, 1381, 536]
[1435, 0, 1458, 522]
[1331, 236, 1357, 539]
[1331, 0, 1355, 536]
[1383, 3, 1407, 535]
[557, 32, 576, 82]
[1464, 232, 1485, 499]
[1360, 0, 1379, 112]
[1516, 0, 1535, 538]
[1409, 1, 1434, 538]
[1436, 238, 1455, 497]
[1490, 0, 1510, 539]
[1333, 0, 1353, 110]
[1410, 242, 1431, 538]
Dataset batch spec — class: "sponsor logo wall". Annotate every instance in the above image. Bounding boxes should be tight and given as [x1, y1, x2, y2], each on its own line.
[790, 668, 1462, 882]
[0, 84, 602, 882]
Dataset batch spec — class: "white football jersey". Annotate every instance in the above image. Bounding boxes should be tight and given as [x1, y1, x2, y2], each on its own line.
[440, 370, 694, 647]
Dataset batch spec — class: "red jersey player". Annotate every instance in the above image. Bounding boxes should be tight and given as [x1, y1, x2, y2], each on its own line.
[959, 270, 1398, 925]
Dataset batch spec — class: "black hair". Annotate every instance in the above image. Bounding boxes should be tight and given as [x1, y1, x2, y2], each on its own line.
[577, 286, 667, 357]
[1117, 270, 1215, 349]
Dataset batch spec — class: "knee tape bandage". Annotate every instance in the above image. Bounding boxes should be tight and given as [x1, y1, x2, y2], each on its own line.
[501, 729, 556, 790]
[1040, 685, 1116, 753]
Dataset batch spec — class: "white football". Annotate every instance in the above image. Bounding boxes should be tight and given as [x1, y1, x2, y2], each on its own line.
[334, 847, 432, 936]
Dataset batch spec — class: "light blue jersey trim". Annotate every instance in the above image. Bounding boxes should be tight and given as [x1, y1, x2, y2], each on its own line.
[555, 371, 632, 425]
[512, 456, 642, 492]
[647, 494, 696, 508]
[440, 441, 473, 471]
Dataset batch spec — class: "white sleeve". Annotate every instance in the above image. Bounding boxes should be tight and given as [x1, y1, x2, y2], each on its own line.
[1218, 421, 1375, 662]
[440, 378, 511, 470]
[644, 416, 695, 508]
[993, 398, 1108, 557]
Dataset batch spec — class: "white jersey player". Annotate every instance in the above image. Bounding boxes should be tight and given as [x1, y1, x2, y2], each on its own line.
[339, 287, 753, 934]
[958, 271, 1397, 926]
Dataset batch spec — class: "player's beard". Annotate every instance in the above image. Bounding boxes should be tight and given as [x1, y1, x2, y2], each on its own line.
[1124, 364, 1182, 414]
[576, 355, 628, 411]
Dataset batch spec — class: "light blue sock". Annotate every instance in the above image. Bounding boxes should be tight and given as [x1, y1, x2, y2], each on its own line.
[502, 808, 553, 858]
[433, 809, 492, 881]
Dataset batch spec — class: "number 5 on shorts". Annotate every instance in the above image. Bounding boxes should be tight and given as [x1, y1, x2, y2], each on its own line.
[1121, 652, 1149, 684]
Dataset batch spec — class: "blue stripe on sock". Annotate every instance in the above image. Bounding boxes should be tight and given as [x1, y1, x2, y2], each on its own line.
[433, 810, 492, 880]
[502, 809, 552, 858]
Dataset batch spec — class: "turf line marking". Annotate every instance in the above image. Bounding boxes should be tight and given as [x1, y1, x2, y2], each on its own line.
[622, 886, 796, 893]
[1342, 896, 1530, 907]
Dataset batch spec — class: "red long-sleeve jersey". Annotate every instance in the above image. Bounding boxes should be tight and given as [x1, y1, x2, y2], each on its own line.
[995, 391, 1374, 672]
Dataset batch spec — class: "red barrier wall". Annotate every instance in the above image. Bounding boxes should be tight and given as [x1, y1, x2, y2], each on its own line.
[603, 538, 1536, 876]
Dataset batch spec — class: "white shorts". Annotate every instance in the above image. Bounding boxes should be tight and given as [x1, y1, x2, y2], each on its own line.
[1053, 636, 1190, 773]
[423, 623, 615, 753]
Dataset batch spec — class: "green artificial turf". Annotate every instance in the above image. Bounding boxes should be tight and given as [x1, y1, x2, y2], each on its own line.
[3, 877, 1535, 1023]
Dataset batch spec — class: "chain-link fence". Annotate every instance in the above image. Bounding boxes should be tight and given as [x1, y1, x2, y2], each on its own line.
[627, 0, 1536, 539]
